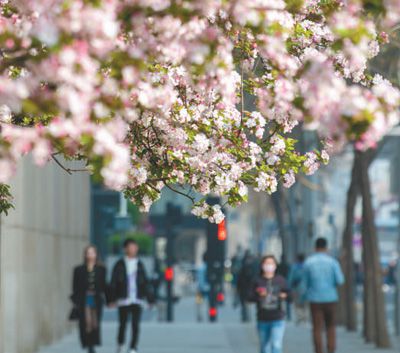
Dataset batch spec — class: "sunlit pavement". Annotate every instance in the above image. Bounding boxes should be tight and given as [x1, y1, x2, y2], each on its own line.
[39, 297, 400, 353]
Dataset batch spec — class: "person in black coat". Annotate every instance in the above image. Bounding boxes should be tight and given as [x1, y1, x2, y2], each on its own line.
[71, 245, 108, 353]
[236, 250, 257, 322]
[109, 238, 155, 353]
[248, 255, 290, 353]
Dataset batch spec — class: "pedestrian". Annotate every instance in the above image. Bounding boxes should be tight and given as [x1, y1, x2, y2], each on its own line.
[196, 252, 210, 321]
[303, 238, 344, 353]
[288, 254, 307, 324]
[109, 238, 155, 353]
[249, 255, 290, 353]
[277, 255, 292, 321]
[237, 250, 257, 322]
[385, 259, 397, 286]
[231, 246, 243, 308]
[71, 245, 108, 353]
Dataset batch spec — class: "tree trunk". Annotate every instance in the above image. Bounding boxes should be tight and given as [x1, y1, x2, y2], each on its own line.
[272, 188, 289, 262]
[253, 192, 265, 256]
[362, 218, 375, 342]
[285, 189, 300, 260]
[359, 150, 391, 347]
[339, 150, 360, 331]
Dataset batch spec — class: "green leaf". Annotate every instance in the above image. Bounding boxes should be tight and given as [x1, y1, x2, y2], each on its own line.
[0, 184, 14, 216]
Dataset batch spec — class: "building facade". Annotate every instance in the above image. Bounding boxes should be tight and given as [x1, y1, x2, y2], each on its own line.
[0, 158, 90, 353]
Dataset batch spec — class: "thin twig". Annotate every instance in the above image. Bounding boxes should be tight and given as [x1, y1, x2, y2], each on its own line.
[164, 183, 196, 203]
[51, 154, 88, 174]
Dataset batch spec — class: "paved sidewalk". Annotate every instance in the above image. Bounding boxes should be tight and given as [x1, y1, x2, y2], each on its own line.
[38, 296, 400, 353]
[39, 321, 257, 353]
[39, 319, 400, 353]
[285, 324, 400, 353]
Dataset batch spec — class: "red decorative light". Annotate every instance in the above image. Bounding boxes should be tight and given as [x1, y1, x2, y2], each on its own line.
[217, 292, 225, 302]
[209, 307, 217, 317]
[217, 220, 227, 241]
[165, 267, 174, 281]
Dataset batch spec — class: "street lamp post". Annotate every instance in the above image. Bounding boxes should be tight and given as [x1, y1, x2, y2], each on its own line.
[165, 202, 182, 322]
[388, 127, 400, 337]
[396, 236, 400, 337]
[395, 138, 400, 337]
[206, 196, 226, 322]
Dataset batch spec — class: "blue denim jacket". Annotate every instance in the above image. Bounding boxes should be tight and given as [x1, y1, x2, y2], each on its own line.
[303, 253, 344, 303]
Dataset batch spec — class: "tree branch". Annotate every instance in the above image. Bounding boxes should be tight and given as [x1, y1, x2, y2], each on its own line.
[164, 183, 196, 203]
[51, 154, 88, 175]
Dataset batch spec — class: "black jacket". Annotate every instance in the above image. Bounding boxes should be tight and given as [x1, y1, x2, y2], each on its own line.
[237, 257, 257, 299]
[71, 264, 108, 309]
[71, 264, 108, 348]
[248, 275, 290, 322]
[109, 258, 155, 304]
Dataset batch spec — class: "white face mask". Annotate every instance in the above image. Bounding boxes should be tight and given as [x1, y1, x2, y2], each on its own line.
[263, 264, 276, 274]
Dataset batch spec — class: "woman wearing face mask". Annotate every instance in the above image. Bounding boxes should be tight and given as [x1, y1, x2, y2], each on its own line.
[249, 255, 290, 353]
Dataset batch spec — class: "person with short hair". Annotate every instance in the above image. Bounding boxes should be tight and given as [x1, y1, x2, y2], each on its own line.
[288, 253, 307, 324]
[109, 239, 155, 353]
[71, 245, 108, 353]
[249, 255, 290, 353]
[303, 238, 344, 353]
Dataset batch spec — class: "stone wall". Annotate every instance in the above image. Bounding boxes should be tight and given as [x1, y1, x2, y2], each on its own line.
[0, 158, 90, 353]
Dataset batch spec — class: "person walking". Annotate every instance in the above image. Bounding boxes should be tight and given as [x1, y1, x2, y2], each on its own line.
[196, 253, 210, 322]
[303, 238, 344, 353]
[277, 255, 292, 321]
[288, 254, 307, 324]
[237, 250, 257, 322]
[71, 245, 108, 353]
[231, 246, 243, 308]
[109, 238, 155, 353]
[249, 255, 290, 353]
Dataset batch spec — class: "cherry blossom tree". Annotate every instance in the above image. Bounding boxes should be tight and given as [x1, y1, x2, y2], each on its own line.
[0, 0, 399, 223]
[339, 27, 400, 345]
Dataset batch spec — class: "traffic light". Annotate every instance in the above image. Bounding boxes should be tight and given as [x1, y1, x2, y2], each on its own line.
[165, 202, 182, 322]
[217, 220, 227, 241]
[207, 198, 226, 257]
[206, 197, 227, 322]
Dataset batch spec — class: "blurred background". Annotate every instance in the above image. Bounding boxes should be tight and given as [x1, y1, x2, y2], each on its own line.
[1, 131, 400, 353]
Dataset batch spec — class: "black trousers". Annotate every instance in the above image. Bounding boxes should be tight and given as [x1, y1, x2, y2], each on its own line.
[118, 304, 142, 349]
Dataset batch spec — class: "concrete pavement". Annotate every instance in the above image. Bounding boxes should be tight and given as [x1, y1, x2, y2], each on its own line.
[38, 320, 400, 353]
[38, 321, 257, 353]
[38, 297, 400, 353]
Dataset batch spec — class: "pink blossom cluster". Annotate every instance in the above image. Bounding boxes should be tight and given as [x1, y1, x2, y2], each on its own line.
[0, 0, 399, 220]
